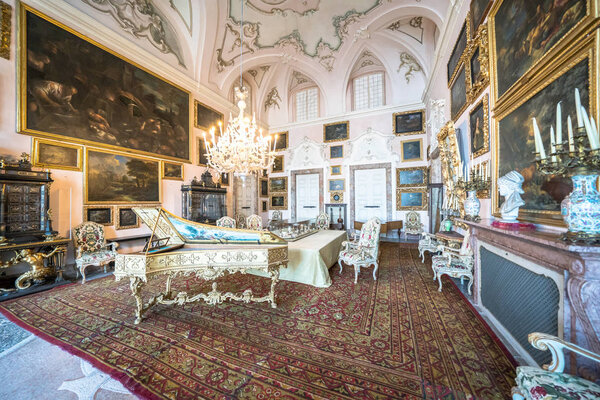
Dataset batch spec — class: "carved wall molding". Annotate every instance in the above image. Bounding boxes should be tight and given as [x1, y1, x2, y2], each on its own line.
[247, 65, 271, 87]
[264, 87, 282, 111]
[397, 52, 423, 83]
[287, 136, 327, 170]
[347, 127, 399, 164]
[387, 16, 425, 44]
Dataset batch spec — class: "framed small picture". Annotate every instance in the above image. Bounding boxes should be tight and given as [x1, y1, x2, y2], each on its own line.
[273, 131, 289, 151]
[262, 169, 268, 177]
[330, 145, 343, 159]
[197, 137, 209, 166]
[161, 161, 183, 180]
[328, 179, 345, 191]
[262, 200, 268, 212]
[220, 172, 229, 186]
[323, 121, 349, 142]
[330, 165, 341, 175]
[396, 188, 428, 210]
[269, 176, 287, 192]
[260, 178, 269, 197]
[272, 155, 284, 172]
[396, 167, 428, 187]
[194, 100, 224, 130]
[401, 139, 423, 161]
[469, 94, 490, 158]
[84, 206, 113, 226]
[32, 138, 82, 171]
[270, 193, 287, 210]
[393, 110, 425, 135]
[116, 206, 140, 230]
[330, 191, 343, 203]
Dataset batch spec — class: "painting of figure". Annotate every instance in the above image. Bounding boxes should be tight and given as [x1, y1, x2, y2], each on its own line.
[498, 58, 588, 219]
[470, 0, 492, 36]
[21, 7, 190, 161]
[323, 121, 349, 142]
[198, 138, 208, 166]
[86, 149, 160, 203]
[260, 178, 268, 197]
[470, 47, 481, 84]
[447, 21, 467, 83]
[493, 0, 586, 98]
[220, 172, 229, 186]
[451, 66, 467, 119]
[194, 101, 223, 130]
[394, 110, 424, 135]
[469, 98, 488, 156]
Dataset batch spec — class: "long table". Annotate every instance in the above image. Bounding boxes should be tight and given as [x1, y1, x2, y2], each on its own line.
[249, 230, 347, 288]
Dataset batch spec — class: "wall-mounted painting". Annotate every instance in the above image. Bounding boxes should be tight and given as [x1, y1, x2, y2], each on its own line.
[161, 161, 183, 180]
[220, 172, 229, 186]
[330, 145, 343, 159]
[330, 165, 341, 175]
[273, 131, 289, 151]
[328, 179, 345, 191]
[401, 139, 423, 162]
[272, 155, 284, 172]
[451, 65, 467, 120]
[260, 178, 268, 197]
[269, 176, 287, 193]
[0, 1, 11, 60]
[197, 137, 209, 166]
[32, 138, 82, 171]
[447, 20, 468, 84]
[455, 120, 469, 178]
[323, 121, 349, 142]
[262, 200, 268, 212]
[116, 206, 140, 230]
[194, 100, 223, 131]
[270, 193, 287, 210]
[85, 149, 160, 204]
[393, 110, 425, 135]
[490, 0, 588, 101]
[396, 188, 428, 210]
[470, 0, 492, 37]
[330, 191, 343, 203]
[84, 206, 112, 226]
[396, 167, 428, 187]
[470, 94, 490, 158]
[19, 6, 190, 162]
[496, 49, 593, 226]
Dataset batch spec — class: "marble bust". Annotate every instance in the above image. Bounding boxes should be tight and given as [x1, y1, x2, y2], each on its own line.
[498, 171, 526, 222]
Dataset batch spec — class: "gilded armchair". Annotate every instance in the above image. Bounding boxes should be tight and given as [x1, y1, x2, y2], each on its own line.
[234, 213, 246, 229]
[216, 216, 236, 228]
[246, 214, 263, 230]
[73, 221, 118, 284]
[316, 212, 330, 230]
[403, 211, 424, 239]
[418, 232, 440, 262]
[431, 230, 473, 294]
[338, 217, 381, 284]
[512, 333, 600, 400]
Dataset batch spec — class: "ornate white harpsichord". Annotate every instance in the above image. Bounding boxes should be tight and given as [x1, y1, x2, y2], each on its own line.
[114, 208, 288, 324]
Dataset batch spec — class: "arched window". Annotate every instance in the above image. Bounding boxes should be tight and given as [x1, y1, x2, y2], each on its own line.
[295, 87, 319, 122]
[353, 72, 384, 111]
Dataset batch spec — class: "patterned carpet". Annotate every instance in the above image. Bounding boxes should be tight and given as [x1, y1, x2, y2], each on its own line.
[0, 244, 516, 399]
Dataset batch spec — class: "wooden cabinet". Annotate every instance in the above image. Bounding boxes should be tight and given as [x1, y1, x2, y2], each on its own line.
[181, 171, 227, 224]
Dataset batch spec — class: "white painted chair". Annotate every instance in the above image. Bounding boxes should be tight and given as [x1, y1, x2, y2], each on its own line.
[338, 217, 381, 284]
[271, 210, 282, 220]
[246, 214, 263, 230]
[72, 221, 118, 284]
[431, 230, 474, 294]
[403, 211, 424, 239]
[512, 332, 600, 400]
[315, 212, 330, 230]
[418, 232, 440, 262]
[216, 216, 236, 228]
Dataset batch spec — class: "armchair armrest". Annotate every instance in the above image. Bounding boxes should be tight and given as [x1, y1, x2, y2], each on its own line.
[104, 241, 119, 252]
[340, 240, 359, 252]
[528, 332, 600, 373]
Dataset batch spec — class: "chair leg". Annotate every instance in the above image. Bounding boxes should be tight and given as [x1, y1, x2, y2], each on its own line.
[467, 275, 474, 296]
[372, 262, 378, 281]
[80, 265, 87, 284]
[419, 249, 425, 263]
[432, 264, 437, 281]
[354, 265, 359, 284]
[338, 259, 343, 274]
[437, 272, 443, 292]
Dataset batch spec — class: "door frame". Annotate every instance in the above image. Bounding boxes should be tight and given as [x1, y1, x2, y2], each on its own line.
[349, 163, 392, 228]
[290, 168, 324, 221]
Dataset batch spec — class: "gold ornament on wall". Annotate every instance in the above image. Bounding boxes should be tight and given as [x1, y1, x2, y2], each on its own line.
[0, 1, 11, 60]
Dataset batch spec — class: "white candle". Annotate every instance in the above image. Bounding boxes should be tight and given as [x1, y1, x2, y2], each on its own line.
[556, 102, 562, 144]
[575, 88, 583, 128]
[532, 117, 546, 159]
[567, 115, 575, 152]
[550, 126, 556, 162]
[581, 106, 599, 149]
[591, 116, 599, 147]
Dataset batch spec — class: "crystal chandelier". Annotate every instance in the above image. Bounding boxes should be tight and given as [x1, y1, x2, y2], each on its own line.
[203, 1, 276, 177]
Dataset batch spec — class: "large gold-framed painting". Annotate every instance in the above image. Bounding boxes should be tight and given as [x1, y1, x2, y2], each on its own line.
[489, 0, 589, 102]
[19, 5, 191, 162]
[495, 39, 597, 226]
[85, 149, 161, 204]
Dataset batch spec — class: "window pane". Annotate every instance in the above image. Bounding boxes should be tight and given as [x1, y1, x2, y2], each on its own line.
[296, 87, 319, 121]
[354, 73, 383, 110]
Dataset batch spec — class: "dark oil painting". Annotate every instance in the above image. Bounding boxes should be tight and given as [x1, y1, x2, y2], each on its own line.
[470, 0, 492, 36]
[498, 58, 588, 214]
[87, 150, 160, 203]
[274, 132, 288, 150]
[402, 140, 422, 161]
[447, 21, 467, 83]
[163, 162, 182, 179]
[451, 66, 467, 119]
[329, 145, 343, 159]
[87, 207, 112, 225]
[220, 172, 229, 186]
[394, 111, 424, 135]
[260, 178, 268, 197]
[194, 101, 223, 130]
[272, 155, 284, 172]
[494, 0, 586, 98]
[262, 200, 267, 212]
[271, 195, 285, 207]
[118, 208, 138, 228]
[23, 9, 190, 161]
[470, 47, 481, 84]
[269, 177, 287, 192]
[397, 168, 426, 186]
[324, 121, 349, 142]
[38, 142, 79, 168]
[198, 138, 208, 166]
[469, 99, 486, 154]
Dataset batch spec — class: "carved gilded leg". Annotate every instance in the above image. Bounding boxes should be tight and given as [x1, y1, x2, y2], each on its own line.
[268, 268, 280, 309]
[15, 271, 34, 290]
[129, 277, 145, 324]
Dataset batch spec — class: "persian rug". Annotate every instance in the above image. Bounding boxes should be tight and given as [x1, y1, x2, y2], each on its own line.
[0, 244, 516, 399]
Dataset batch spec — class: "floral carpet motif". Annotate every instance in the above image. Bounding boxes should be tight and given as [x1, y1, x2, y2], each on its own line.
[0, 244, 516, 399]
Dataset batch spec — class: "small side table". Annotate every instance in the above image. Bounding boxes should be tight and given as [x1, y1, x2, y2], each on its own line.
[435, 231, 464, 249]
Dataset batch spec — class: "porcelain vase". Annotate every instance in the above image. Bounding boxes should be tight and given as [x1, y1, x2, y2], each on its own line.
[464, 190, 481, 220]
[561, 174, 600, 238]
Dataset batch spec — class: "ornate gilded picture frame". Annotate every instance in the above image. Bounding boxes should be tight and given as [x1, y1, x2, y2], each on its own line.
[161, 161, 183, 180]
[262, 200, 268, 212]
[83, 206, 113, 226]
[323, 121, 349, 142]
[0, 1, 11, 60]
[220, 172, 229, 186]
[396, 166, 428, 187]
[329, 145, 343, 159]
[194, 100, 223, 131]
[450, 64, 468, 120]
[469, 0, 492, 38]
[32, 138, 82, 171]
[197, 137, 208, 166]
[469, 94, 489, 158]
[447, 17, 470, 85]
[272, 155, 284, 172]
[18, 5, 191, 162]
[330, 165, 342, 175]
[393, 110, 425, 135]
[400, 139, 423, 162]
[270, 193, 287, 210]
[396, 188, 428, 211]
[330, 191, 343, 204]
[269, 176, 287, 193]
[465, 25, 490, 103]
[260, 177, 268, 197]
[273, 131, 289, 151]
[328, 179, 345, 191]
[116, 206, 141, 230]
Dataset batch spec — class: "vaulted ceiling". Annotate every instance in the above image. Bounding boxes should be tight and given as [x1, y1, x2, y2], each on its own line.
[62, 0, 449, 123]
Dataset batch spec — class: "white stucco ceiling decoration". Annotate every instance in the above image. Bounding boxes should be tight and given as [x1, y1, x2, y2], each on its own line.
[289, 70, 313, 92]
[387, 16, 425, 44]
[245, 0, 320, 16]
[81, 0, 186, 67]
[264, 87, 282, 111]
[397, 52, 422, 83]
[247, 65, 271, 87]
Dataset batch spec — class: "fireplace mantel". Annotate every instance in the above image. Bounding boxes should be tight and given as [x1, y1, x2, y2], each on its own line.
[459, 219, 600, 376]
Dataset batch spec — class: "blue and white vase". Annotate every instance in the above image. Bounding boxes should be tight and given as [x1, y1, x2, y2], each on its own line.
[464, 190, 481, 220]
[561, 174, 600, 237]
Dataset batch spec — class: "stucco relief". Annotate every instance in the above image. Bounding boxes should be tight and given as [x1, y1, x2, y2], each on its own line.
[397, 52, 422, 83]
[427, 99, 446, 149]
[347, 128, 399, 164]
[247, 65, 271, 87]
[264, 87, 282, 111]
[287, 136, 327, 170]
[387, 16, 425, 44]
[216, 21, 259, 72]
